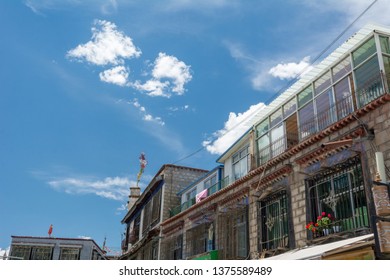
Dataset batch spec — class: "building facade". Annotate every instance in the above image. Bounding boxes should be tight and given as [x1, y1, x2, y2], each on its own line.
[9, 236, 106, 260]
[120, 164, 208, 260]
[160, 23, 390, 260]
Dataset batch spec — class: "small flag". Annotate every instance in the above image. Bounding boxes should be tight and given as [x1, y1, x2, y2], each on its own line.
[48, 224, 53, 237]
[136, 153, 147, 186]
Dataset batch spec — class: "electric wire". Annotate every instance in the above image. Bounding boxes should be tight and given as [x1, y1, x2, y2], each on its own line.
[171, 0, 378, 166]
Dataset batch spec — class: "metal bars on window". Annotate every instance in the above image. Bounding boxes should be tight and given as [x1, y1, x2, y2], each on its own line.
[306, 157, 369, 236]
[258, 191, 289, 252]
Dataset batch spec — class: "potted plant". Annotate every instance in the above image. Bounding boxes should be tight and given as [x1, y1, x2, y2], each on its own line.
[306, 212, 335, 236]
[317, 212, 334, 235]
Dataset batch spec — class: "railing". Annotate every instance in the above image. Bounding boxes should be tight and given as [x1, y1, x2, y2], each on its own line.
[300, 71, 386, 140]
[256, 133, 298, 166]
[169, 176, 230, 217]
[356, 72, 385, 107]
[256, 71, 387, 167]
[307, 161, 370, 240]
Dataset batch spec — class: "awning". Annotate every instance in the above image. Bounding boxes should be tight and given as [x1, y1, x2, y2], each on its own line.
[264, 234, 374, 260]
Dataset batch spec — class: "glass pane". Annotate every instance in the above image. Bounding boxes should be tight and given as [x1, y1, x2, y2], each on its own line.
[383, 55, 390, 91]
[298, 86, 313, 108]
[352, 37, 376, 66]
[298, 102, 315, 139]
[332, 56, 351, 82]
[334, 76, 353, 119]
[380, 36, 390, 54]
[283, 98, 296, 117]
[256, 119, 269, 137]
[355, 56, 382, 106]
[271, 123, 285, 157]
[315, 89, 335, 130]
[257, 134, 270, 165]
[314, 71, 331, 95]
[270, 108, 282, 128]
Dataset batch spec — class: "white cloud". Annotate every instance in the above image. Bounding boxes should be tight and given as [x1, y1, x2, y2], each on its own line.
[127, 98, 165, 126]
[67, 19, 141, 66]
[203, 102, 266, 155]
[132, 79, 170, 97]
[143, 114, 165, 126]
[99, 66, 129, 86]
[168, 105, 191, 112]
[132, 53, 192, 97]
[48, 176, 133, 201]
[152, 52, 192, 95]
[268, 56, 313, 80]
[116, 203, 127, 215]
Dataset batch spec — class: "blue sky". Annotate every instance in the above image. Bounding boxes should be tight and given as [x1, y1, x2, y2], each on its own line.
[1, 0, 389, 255]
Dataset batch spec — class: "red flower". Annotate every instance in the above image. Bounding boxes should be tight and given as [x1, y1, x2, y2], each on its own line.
[322, 212, 326, 217]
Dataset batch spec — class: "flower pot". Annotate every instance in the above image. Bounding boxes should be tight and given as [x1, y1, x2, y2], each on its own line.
[323, 228, 331, 236]
[332, 225, 341, 233]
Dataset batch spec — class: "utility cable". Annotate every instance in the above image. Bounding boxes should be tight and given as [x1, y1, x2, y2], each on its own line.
[172, 0, 378, 165]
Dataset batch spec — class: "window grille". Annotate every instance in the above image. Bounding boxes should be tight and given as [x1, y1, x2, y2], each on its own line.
[306, 156, 369, 236]
[218, 203, 248, 259]
[258, 191, 289, 252]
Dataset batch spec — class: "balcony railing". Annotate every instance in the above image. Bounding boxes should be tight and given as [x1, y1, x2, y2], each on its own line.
[257, 133, 298, 166]
[300, 71, 385, 140]
[169, 176, 230, 217]
[255, 71, 387, 168]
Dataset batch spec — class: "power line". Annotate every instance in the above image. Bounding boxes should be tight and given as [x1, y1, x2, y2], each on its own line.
[172, 0, 378, 165]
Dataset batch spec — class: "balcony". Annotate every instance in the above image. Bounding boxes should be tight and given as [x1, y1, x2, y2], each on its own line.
[255, 71, 388, 168]
[169, 176, 230, 217]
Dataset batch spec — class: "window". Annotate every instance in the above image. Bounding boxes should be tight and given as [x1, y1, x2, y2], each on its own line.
[186, 223, 211, 257]
[270, 108, 282, 128]
[314, 71, 331, 96]
[257, 134, 270, 165]
[92, 249, 104, 260]
[315, 88, 335, 130]
[283, 98, 296, 118]
[10, 245, 31, 260]
[334, 76, 354, 119]
[355, 56, 382, 107]
[258, 191, 289, 252]
[256, 119, 269, 137]
[218, 204, 248, 259]
[130, 214, 141, 243]
[204, 174, 217, 190]
[151, 188, 162, 226]
[332, 56, 351, 82]
[352, 37, 376, 67]
[380, 35, 390, 54]
[161, 234, 183, 260]
[30, 246, 53, 260]
[298, 101, 315, 139]
[142, 200, 152, 233]
[142, 187, 163, 232]
[383, 55, 390, 91]
[306, 157, 369, 237]
[298, 86, 313, 108]
[60, 247, 80, 260]
[233, 146, 250, 180]
[270, 123, 284, 157]
[185, 188, 197, 205]
[173, 235, 183, 260]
